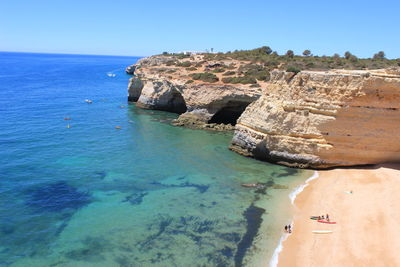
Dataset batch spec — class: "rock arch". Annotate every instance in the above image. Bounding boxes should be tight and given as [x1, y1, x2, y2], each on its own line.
[167, 90, 187, 114]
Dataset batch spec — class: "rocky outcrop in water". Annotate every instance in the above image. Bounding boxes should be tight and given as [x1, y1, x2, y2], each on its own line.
[231, 69, 400, 168]
[127, 55, 400, 168]
[125, 64, 136, 75]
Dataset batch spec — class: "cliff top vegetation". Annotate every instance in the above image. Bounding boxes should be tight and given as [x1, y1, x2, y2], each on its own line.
[134, 47, 399, 88]
[161, 46, 400, 71]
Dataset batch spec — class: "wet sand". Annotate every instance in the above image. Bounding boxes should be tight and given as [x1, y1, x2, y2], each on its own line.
[278, 164, 400, 267]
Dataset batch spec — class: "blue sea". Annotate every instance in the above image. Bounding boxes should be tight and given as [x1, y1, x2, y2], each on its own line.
[0, 52, 311, 267]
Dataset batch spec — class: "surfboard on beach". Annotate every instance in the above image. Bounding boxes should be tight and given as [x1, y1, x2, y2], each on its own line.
[312, 230, 333, 234]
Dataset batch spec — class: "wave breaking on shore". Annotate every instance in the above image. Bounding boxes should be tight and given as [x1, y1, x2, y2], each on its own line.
[289, 171, 319, 205]
[269, 171, 319, 267]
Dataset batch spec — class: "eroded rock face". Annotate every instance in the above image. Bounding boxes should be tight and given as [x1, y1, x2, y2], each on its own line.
[231, 69, 400, 168]
[127, 55, 400, 168]
[127, 77, 144, 102]
[130, 56, 262, 128]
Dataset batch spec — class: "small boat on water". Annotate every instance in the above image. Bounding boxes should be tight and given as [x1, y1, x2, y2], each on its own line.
[115, 126, 122, 130]
[312, 230, 333, 234]
[85, 99, 93, 104]
[66, 124, 71, 128]
[64, 117, 72, 120]
[241, 183, 266, 190]
[241, 183, 258, 188]
[317, 220, 336, 224]
[107, 73, 116, 77]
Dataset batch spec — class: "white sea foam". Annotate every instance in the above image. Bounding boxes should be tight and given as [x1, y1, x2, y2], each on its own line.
[269, 171, 319, 267]
[288, 171, 319, 205]
[269, 231, 289, 267]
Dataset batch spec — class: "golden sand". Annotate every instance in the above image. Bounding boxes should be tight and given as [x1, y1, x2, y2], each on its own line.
[278, 164, 400, 267]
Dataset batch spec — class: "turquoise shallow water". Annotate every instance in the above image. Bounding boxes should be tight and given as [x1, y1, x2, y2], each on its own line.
[0, 52, 310, 266]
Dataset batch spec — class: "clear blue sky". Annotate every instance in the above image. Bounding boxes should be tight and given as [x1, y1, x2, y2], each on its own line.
[1, 0, 399, 58]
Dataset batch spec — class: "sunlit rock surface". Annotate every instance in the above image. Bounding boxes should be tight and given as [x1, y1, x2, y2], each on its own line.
[231, 69, 400, 168]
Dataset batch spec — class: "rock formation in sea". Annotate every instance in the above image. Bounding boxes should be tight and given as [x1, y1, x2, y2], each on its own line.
[127, 55, 400, 168]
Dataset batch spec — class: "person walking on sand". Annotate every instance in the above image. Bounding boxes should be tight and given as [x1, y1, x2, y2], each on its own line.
[284, 225, 288, 233]
[326, 214, 330, 222]
[288, 224, 292, 233]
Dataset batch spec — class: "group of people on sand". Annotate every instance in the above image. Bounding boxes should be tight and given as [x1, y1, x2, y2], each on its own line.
[318, 214, 330, 221]
[284, 224, 292, 234]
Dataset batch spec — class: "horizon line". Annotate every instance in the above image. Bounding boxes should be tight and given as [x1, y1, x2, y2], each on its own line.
[0, 50, 146, 58]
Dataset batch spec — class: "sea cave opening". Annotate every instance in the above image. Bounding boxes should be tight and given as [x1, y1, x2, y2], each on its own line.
[208, 101, 250, 126]
[167, 91, 187, 114]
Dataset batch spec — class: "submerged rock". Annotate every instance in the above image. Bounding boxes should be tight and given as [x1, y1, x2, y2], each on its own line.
[25, 181, 91, 213]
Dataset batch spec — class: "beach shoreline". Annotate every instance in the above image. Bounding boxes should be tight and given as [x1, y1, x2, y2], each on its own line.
[276, 164, 400, 267]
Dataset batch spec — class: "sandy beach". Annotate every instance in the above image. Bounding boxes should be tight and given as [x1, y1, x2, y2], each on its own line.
[278, 164, 400, 267]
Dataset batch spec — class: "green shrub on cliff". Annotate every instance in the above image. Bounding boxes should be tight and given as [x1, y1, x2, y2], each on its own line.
[175, 53, 191, 59]
[211, 68, 225, 73]
[237, 64, 270, 81]
[176, 61, 192, 67]
[190, 72, 219, 83]
[223, 71, 236, 76]
[222, 76, 257, 84]
[286, 66, 301, 74]
[186, 67, 197, 71]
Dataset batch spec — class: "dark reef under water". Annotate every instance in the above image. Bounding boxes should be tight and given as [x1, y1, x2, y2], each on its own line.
[234, 204, 266, 267]
[25, 181, 91, 213]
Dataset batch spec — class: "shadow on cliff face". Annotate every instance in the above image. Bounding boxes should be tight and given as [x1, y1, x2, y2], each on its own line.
[209, 101, 251, 125]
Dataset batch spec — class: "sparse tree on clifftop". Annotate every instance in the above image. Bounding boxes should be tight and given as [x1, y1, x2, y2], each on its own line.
[373, 51, 386, 60]
[263, 46, 273, 55]
[344, 51, 353, 60]
[303, 50, 311, 57]
[286, 50, 294, 58]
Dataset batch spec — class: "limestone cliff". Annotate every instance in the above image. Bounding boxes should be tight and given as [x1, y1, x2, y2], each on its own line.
[127, 55, 400, 168]
[129, 56, 262, 130]
[231, 69, 400, 168]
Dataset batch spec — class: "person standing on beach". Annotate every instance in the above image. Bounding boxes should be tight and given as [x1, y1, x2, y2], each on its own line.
[284, 225, 288, 233]
[288, 224, 292, 233]
[326, 214, 330, 221]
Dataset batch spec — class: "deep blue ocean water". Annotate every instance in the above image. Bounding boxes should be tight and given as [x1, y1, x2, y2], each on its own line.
[0, 52, 310, 267]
